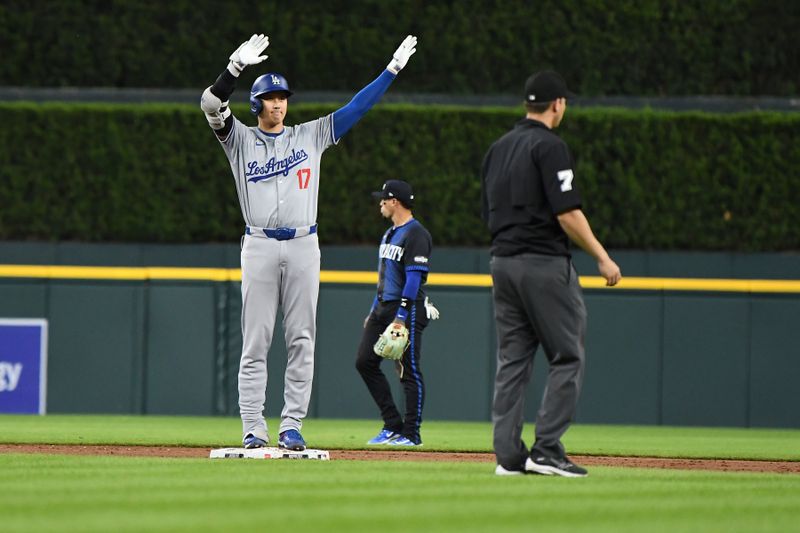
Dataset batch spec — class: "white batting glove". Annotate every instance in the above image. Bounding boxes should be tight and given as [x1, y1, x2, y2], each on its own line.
[424, 297, 440, 320]
[386, 35, 417, 75]
[228, 34, 270, 76]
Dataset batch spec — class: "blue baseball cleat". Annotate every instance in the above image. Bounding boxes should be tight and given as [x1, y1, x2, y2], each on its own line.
[243, 433, 268, 449]
[388, 436, 422, 447]
[279, 429, 307, 451]
[367, 429, 400, 445]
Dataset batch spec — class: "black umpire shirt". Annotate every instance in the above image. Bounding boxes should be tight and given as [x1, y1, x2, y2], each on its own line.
[481, 118, 582, 257]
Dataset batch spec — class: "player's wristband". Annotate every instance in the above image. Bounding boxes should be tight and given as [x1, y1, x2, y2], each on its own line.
[395, 298, 410, 322]
[227, 61, 245, 77]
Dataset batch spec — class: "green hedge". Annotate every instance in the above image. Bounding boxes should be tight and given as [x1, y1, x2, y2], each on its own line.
[1, 0, 798, 96]
[1, 102, 798, 251]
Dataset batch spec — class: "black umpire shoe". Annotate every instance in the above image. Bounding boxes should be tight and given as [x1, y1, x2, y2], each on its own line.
[525, 455, 588, 477]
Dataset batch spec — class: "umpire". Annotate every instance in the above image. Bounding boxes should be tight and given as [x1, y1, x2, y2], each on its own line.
[481, 71, 621, 477]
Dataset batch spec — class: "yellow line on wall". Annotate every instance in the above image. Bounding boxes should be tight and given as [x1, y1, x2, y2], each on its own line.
[320, 270, 376, 284]
[0, 265, 798, 293]
[579, 276, 800, 293]
[0, 265, 234, 282]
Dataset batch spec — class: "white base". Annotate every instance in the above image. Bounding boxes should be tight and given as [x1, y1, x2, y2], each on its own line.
[209, 447, 330, 460]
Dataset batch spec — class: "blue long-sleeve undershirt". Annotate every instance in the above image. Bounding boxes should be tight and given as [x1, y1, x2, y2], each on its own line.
[332, 70, 396, 141]
[394, 269, 423, 321]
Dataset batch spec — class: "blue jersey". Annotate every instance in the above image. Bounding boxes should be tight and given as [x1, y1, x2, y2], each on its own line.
[376, 219, 432, 302]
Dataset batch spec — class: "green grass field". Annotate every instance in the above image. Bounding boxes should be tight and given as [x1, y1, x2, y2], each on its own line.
[1, 415, 799, 532]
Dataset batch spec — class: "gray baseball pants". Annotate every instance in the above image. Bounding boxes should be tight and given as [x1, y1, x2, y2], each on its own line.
[238, 232, 320, 442]
[490, 253, 587, 470]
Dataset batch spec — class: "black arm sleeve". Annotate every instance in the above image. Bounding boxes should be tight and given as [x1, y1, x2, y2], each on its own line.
[210, 69, 238, 102]
[216, 114, 234, 139]
[210, 68, 238, 138]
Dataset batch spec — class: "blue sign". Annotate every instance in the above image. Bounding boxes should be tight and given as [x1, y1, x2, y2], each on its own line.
[0, 319, 48, 414]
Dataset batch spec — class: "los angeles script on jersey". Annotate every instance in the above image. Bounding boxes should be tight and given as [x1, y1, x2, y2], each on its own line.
[246, 149, 309, 183]
[380, 243, 404, 262]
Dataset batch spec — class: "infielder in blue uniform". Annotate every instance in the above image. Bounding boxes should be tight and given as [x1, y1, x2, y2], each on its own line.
[355, 180, 438, 446]
[200, 33, 418, 451]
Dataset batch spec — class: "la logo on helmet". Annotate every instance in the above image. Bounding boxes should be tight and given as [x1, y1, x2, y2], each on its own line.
[271, 75, 281, 85]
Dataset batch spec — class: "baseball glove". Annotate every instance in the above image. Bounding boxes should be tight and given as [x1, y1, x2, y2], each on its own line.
[373, 322, 409, 360]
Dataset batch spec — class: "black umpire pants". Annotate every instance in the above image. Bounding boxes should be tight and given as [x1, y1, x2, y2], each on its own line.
[490, 253, 587, 470]
[355, 299, 429, 444]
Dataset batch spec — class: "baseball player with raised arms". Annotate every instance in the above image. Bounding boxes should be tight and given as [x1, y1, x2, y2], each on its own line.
[200, 33, 418, 451]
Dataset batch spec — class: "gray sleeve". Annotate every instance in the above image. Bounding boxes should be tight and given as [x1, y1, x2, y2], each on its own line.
[301, 114, 337, 152]
[219, 116, 249, 161]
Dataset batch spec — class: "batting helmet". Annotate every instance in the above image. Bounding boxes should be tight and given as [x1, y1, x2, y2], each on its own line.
[250, 73, 293, 115]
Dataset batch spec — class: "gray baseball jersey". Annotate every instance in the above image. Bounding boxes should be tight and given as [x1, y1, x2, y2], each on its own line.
[202, 36, 413, 450]
[214, 114, 337, 443]
[219, 114, 337, 228]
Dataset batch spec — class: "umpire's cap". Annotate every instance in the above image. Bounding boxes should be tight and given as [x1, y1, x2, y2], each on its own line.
[250, 73, 293, 115]
[372, 180, 415, 208]
[524, 70, 576, 103]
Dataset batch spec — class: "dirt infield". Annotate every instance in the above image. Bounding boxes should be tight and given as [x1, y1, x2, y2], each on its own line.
[1, 444, 798, 474]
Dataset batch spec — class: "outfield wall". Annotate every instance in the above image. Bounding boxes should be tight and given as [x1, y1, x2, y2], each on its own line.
[1, 242, 799, 428]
